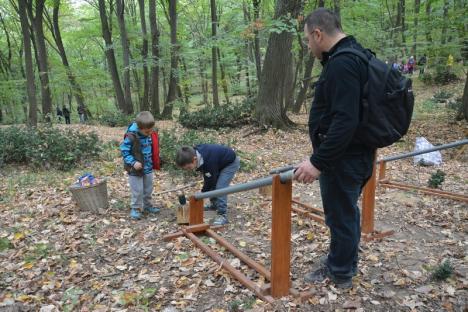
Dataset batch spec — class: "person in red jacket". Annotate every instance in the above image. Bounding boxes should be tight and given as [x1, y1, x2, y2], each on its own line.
[120, 111, 161, 219]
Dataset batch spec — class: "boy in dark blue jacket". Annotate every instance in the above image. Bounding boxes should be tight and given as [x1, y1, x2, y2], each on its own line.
[176, 144, 240, 225]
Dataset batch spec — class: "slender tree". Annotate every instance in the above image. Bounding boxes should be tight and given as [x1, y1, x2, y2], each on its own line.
[210, 0, 220, 106]
[162, 0, 179, 118]
[115, 0, 134, 112]
[441, 0, 449, 45]
[149, 0, 160, 116]
[46, 0, 86, 114]
[98, 0, 130, 114]
[27, 0, 52, 121]
[138, 0, 149, 111]
[18, 0, 37, 126]
[412, 0, 420, 57]
[252, 0, 261, 81]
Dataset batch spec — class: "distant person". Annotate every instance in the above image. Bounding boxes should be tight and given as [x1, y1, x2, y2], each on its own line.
[62, 106, 71, 124]
[408, 56, 415, 75]
[418, 54, 427, 75]
[176, 144, 240, 226]
[77, 105, 86, 123]
[56, 106, 63, 123]
[120, 111, 161, 219]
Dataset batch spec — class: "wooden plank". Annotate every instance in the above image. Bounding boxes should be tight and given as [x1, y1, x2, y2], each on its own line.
[380, 181, 468, 202]
[378, 161, 387, 181]
[163, 224, 210, 241]
[206, 229, 271, 280]
[291, 199, 324, 215]
[291, 206, 325, 224]
[361, 153, 377, 234]
[270, 175, 292, 298]
[183, 229, 275, 304]
[189, 196, 204, 225]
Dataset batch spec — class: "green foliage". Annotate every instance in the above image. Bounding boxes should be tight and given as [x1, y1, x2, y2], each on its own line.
[179, 97, 254, 129]
[430, 260, 454, 281]
[0, 238, 12, 252]
[0, 126, 101, 171]
[433, 65, 458, 85]
[96, 110, 135, 127]
[419, 72, 433, 85]
[420, 99, 438, 112]
[428, 170, 445, 188]
[236, 150, 257, 173]
[433, 90, 453, 102]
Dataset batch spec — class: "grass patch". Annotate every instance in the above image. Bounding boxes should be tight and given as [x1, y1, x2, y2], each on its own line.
[430, 260, 454, 281]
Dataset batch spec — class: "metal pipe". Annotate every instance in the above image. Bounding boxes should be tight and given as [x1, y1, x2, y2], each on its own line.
[269, 164, 296, 174]
[193, 169, 295, 200]
[378, 139, 468, 163]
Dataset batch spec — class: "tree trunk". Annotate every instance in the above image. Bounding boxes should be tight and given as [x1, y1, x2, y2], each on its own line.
[210, 0, 220, 107]
[252, 0, 262, 81]
[412, 0, 420, 57]
[217, 48, 230, 105]
[18, 0, 37, 126]
[333, 0, 341, 22]
[0, 12, 12, 74]
[180, 57, 190, 105]
[463, 72, 468, 121]
[98, 0, 129, 114]
[149, 0, 160, 116]
[255, 0, 301, 128]
[425, 0, 432, 43]
[116, 0, 134, 112]
[162, 0, 179, 118]
[50, 0, 86, 113]
[441, 0, 449, 45]
[399, 0, 406, 49]
[138, 0, 150, 111]
[28, 0, 52, 122]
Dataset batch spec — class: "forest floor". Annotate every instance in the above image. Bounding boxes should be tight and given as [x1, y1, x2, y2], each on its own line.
[0, 79, 467, 312]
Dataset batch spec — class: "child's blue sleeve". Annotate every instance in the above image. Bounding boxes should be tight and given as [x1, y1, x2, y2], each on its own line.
[120, 136, 135, 165]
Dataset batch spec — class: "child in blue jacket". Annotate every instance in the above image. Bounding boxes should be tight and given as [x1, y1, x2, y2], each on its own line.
[176, 144, 240, 225]
[120, 111, 161, 219]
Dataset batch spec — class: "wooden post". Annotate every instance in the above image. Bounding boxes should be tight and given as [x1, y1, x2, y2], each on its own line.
[361, 154, 377, 234]
[189, 196, 203, 225]
[270, 175, 292, 297]
[378, 161, 387, 181]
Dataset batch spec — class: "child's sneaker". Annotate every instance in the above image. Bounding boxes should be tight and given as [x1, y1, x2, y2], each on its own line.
[144, 207, 161, 214]
[130, 209, 142, 219]
[212, 214, 228, 226]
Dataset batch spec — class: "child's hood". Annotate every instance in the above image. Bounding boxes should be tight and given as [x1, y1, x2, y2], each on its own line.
[126, 122, 139, 134]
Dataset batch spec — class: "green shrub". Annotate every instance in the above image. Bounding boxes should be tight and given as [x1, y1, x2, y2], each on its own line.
[96, 110, 135, 127]
[430, 260, 453, 281]
[433, 90, 453, 102]
[419, 72, 433, 85]
[428, 170, 445, 188]
[433, 65, 458, 85]
[179, 97, 254, 129]
[0, 126, 101, 171]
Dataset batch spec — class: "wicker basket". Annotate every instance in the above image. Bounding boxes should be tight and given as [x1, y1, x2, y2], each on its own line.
[70, 179, 109, 212]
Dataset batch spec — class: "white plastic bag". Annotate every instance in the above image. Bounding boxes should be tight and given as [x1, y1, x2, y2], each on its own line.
[413, 137, 442, 166]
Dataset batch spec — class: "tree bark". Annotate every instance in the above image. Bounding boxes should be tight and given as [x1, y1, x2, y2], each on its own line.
[252, 0, 262, 81]
[116, 0, 134, 112]
[441, 0, 449, 45]
[98, 0, 130, 114]
[412, 0, 420, 57]
[463, 72, 468, 121]
[255, 0, 302, 128]
[49, 0, 86, 113]
[162, 0, 179, 118]
[18, 0, 37, 126]
[210, 0, 220, 107]
[399, 0, 406, 48]
[27, 0, 52, 121]
[149, 0, 160, 116]
[425, 0, 432, 43]
[138, 0, 150, 111]
[217, 48, 230, 105]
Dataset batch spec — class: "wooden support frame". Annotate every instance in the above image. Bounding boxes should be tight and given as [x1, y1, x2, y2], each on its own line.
[189, 196, 203, 225]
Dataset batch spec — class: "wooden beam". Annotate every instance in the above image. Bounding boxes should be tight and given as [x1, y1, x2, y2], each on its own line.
[291, 199, 324, 215]
[270, 175, 292, 298]
[291, 206, 325, 224]
[183, 229, 275, 304]
[163, 224, 210, 241]
[380, 181, 468, 202]
[206, 229, 271, 280]
[189, 196, 204, 225]
[361, 153, 377, 234]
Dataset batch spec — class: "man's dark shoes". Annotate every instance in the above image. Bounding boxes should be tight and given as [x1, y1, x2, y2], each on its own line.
[305, 265, 353, 289]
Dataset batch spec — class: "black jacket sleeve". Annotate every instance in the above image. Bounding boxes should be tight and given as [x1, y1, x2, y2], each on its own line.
[201, 164, 219, 192]
[310, 56, 362, 171]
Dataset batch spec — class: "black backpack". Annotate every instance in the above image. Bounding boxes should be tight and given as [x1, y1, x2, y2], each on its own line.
[331, 48, 414, 148]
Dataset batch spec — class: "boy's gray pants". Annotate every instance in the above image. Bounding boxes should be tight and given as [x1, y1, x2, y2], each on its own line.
[129, 173, 153, 210]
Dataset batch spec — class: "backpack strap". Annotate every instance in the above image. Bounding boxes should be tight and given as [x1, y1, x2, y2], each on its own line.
[331, 47, 371, 64]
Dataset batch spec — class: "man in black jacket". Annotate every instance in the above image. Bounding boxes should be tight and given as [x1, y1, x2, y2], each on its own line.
[294, 8, 375, 289]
